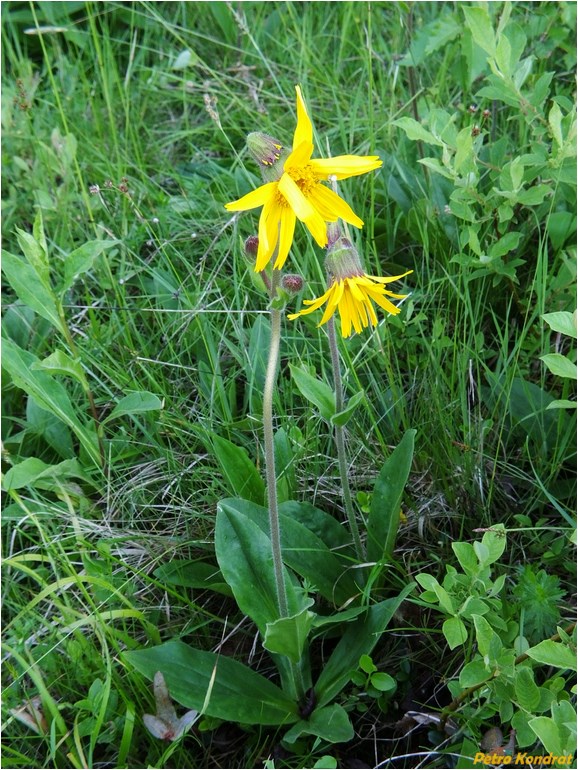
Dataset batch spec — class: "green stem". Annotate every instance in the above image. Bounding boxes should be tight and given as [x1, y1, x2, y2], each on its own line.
[58, 306, 106, 470]
[263, 270, 289, 618]
[326, 316, 365, 562]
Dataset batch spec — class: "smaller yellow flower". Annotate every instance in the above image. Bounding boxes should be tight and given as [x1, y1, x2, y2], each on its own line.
[288, 236, 412, 338]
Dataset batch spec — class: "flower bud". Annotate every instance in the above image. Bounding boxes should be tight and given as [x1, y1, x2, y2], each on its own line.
[244, 235, 259, 258]
[324, 236, 364, 281]
[281, 274, 304, 295]
[246, 132, 289, 182]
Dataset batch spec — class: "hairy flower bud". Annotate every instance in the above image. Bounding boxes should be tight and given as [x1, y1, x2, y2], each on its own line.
[244, 235, 259, 258]
[324, 236, 364, 281]
[281, 274, 304, 295]
[246, 132, 289, 182]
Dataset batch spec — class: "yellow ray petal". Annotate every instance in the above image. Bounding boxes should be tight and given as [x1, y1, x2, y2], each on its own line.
[309, 184, 363, 228]
[294, 86, 313, 148]
[318, 297, 338, 327]
[367, 270, 413, 284]
[285, 140, 314, 169]
[278, 172, 316, 221]
[274, 208, 296, 270]
[366, 288, 401, 316]
[288, 291, 329, 319]
[225, 181, 277, 211]
[327, 280, 344, 309]
[278, 173, 327, 247]
[309, 155, 383, 181]
[255, 199, 281, 271]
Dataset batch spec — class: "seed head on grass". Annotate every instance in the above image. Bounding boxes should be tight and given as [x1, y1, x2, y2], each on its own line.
[225, 86, 382, 272]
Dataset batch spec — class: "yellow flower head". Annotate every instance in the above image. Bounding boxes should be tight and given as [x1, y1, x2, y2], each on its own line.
[288, 236, 412, 338]
[225, 86, 382, 272]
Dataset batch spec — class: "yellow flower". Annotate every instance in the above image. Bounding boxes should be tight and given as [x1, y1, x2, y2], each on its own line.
[288, 236, 412, 338]
[225, 86, 382, 272]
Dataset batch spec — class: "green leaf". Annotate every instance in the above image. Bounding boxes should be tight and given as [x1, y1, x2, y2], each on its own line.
[61, 240, 117, 294]
[264, 607, 316, 663]
[525, 640, 577, 671]
[205, 433, 265, 505]
[398, 13, 461, 67]
[215, 501, 305, 633]
[472, 614, 495, 657]
[2, 457, 87, 491]
[330, 390, 365, 427]
[542, 311, 577, 340]
[2, 338, 100, 465]
[278, 500, 351, 551]
[289, 364, 335, 421]
[549, 102, 564, 148]
[359, 654, 377, 674]
[451, 542, 478, 575]
[125, 641, 299, 726]
[392, 117, 444, 147]
[370, 672, 396, 693]
[219, 498, 358, 606]
[31, 350, 87, 387]
[153, 560, 232, 597]
[443, 617, 468, 650]
[540, 354, 577, 380]
[1, 250, 63, 331]
[515, 666, 541, 711]
[462, 6, 496, 57]
[528, 716, 564, 756]
[274, 427, 296, 503]
[489, 231, 522, 259]
[418, 157, 454, 180]
[315, 584, 415, 708]
[480, 525, 507, 566]
[102, 391, 163, 425]
[366, 430, 415, 564]
[247, 315, 270, 414]
[283, 704, 353, 744]
[311, 606, 366, 629]
[517, 184, 551, 206]
[459, 659, 490, 688]
[15, 224, 50, 285]
[546, 399, 577, 410]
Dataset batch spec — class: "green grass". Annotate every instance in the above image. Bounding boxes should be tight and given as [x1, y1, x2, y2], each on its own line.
[2, 2, 576, 768]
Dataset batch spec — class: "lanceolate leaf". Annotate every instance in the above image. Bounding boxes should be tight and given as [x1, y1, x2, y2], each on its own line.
[2, 338, 100, 466]
[1, 250, 63, 332]
[366, 430, 416, 565]
[289, 364, 336, 421]
[61, 240, 117, 294]
[125, 641, 299, 726]
[103, 391, 164, 424]
[264, 606, 316, 663]
[314, 583, 415, 708]
[215, 500, 305, 633]
[218, 498, 358, 606]
[208, 433, 265, 505]
[283, 703, 353, 744]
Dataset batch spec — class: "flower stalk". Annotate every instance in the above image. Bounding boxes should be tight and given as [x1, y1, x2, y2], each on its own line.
[262, 268, 289, 618]
[326, 315, 365, 562]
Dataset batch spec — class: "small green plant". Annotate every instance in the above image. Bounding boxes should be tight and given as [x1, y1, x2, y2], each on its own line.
[540, 311, 577, 409]
[415, 526, 576, 755]
[514, 566, 565, 644]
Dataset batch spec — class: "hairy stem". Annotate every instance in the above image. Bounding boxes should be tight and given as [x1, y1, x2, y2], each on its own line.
[263, 270, 289, 617]
[327, 316, 365, 562]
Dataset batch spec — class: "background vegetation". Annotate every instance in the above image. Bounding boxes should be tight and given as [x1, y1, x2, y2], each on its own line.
[2, 2, 576, 768]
